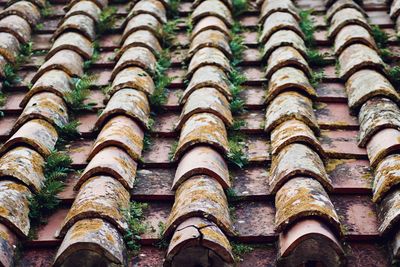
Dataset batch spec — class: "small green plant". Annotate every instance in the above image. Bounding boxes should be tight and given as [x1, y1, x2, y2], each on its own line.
[230, 32, 247, 67]
[168, 141, 178, 160]
[230, 98, 245, 114]
[122, 202, 149, 255]
[232, 0, 248, 17]
[310, 71, 325, 88]
[167, 0, 181, 18]
[19, 42, 33, 62]
[155, 221, 169, 249]
[230, 119, 246, 131]
[228, 68, 246, 114]
[65, 74, 96, 111]
[335, 60, 341, 76]
[35, 23, 44, 31]
[388, 66, 400, 86]
[227, 133, 248, 168]
[150, 51, 173, 110]
[186, 17, 193, 34]
[3, 63, 21, 89]
[55, 120, 81, 149]
[97, 7, 117, 34]
[299, 9, 315, 47]
[232, 242, 254, 262]
[379, 48, 392, 63]
[226, 188, 239, 201]
[143, 133, 152, 151]
[29, 150, 73, 227]
[307, 49, 327, 67]
[83, 41, 100, 70]
[40, 1, 53, 17]
[371, 25, 388, 49]
[161, 18, 181, 47]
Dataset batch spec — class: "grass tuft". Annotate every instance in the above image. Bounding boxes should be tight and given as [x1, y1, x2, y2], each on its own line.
[227, 133, 248, 168]
[299, 9, 315, 47]
[232, 242, 254, 262]
[388, 66, 400, 87]
[97, 7, 117, 34]
[232, 0, 248, 17]
[55, 120, 81, 149]
[310, 71, 325, 88]
[66, 74, 96, 111]
[150, 51, 173, 110]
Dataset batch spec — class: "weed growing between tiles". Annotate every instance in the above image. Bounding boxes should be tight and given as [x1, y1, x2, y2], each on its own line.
[388, 66, 400, 87]
[55, 121, 81, 150]
[232, 242, 254, 262]
[310, 70, 325, 88]
[28, 150, 73, 236]
[66, 74, 97, 111]
[122, 202, 149, 256]
[371, 25, 392, 62]
[40, 1, 53, 18]
[97, 7, 118, 35]
[150, 50, 173, 110]
[227, 133, 248, 168]
[168, 140, 179, 160]
[155, 221, 169, 249]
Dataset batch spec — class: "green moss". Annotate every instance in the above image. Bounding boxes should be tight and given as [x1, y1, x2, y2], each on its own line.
[232, 242, 254, 262]
[371, 25, 389, 49]
[150, 50, 173, 111]
[310, 70, 325, 88]
[122, 202, 149, 256]
[97, 7, 117, 34]
[299, 9, 316, 47]
[232, 0, 248, 17]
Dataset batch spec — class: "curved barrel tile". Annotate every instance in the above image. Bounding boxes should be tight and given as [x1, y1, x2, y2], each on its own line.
[187, 47, 231, 78]
[378, 189, 400, 236]
[47, 32, 93, 60]
[0, 15, 31, 44]
[188, 29, 232, 59]
[326, 0, 366, 21]
[31, 50, 84, 83]
[366, 128, 400, 169]
[64, 1, 101, 23]
[265, 91, 319, 135]
[358, 97, 400, 147]
[109, 67, 154, 97]
[260, 12, 304, 44]
[117, 30, 161, 58]
[275, 177, 340, 234]
[173, 146, 230, 190]
[260, 0, 299, 24]
[191, 0, 233, 26]
[346, 69, 399, 113]
[96, 88, 150, 131]
[53, 14, 96, 42]
[191, 16, 230, 40]
[20, 70, 73, 108]
[77, 146, 137, 191]
[0, 119, 58, 157]
[13, 92, 69, 132]
[328, 8, 370, 39]
[54, 219, 127, 267]
[89, 115, 144, 161]
[0, 32, 20, 63]
[65, 0, 108, 11]
[121, 13, 162, 44]
[164, 217, 234, 267]
[173, 113, 229, 161]
[177, 87, 233, 130]
[262, 30, 307, 61]
[334, 25, 377, 56]
[270, 119, 325, 158]
[58, 175, 130, 237]
[127, 0, 167, 24]
[182, 65, 231, 104]
[0, 1, 41, 26]
[373, 154, 400, 203]
[163, 175, 234, 238]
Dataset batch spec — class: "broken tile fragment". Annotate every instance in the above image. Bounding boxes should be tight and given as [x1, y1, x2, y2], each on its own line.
[373, 154, 400, 203]
[265, 46, 311, 79]
[187, 47, 231, 78]
[338, 44, 384, 80]
[112, 47, 157, 80]
[265, 91, 319, 134]
[266, 66, 315, 104]
[128, 0, 167, 24]
[122, 13, 162, 44]
[0, 32, 20, 63]
[174, 146, 230, 190]
[270, 119, 325, 158]
[1, 119, 58, 157]
[0, 181, 31, 237]
[328, 8, 370, 38]
[20, 70, 73, 108]
[0, 15, 31, 44]
[47, 32, 93, 60]
[191, 16, 230, 40]
[54, 219, 127, 267]
[188, 29, 232, 59]
[32, 50, 84, 83]
[109, 67, 154, 97]
[278, 219, 345, 267]
[58, 175, 130, 237]
[77, 146, 137, 191]
[0, 147, 45, 193]
[165, 217, 234, 266]
[174, 113, 228, 161]
[192, 0, 233, 26]
[0, 1, 41, 26]
[378, 189, 400, 235]
[164, 175, 234, 238]
[262, 30, 307, 61]
[89, 115, 144, 161]
[96, 88, 150, 130]
[270, 143, 332, 193]
[366, 128, 400, 169]
[275, 177, 340, 234]
[177, 87, 232, 130]
[358, 97, 400, 147]
[183, 65, 231, 104]
[334, 24, 377, 56]
[117, 30, 161, 59]
[260, 0, 299, 24]
[14, 92, 69, 131]
[346, 69, 399, 113]
[53, 14, 96, 41]
[260, 12, 303, 44]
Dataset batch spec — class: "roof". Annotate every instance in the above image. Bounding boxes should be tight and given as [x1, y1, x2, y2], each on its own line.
[0, 0, 398, 266]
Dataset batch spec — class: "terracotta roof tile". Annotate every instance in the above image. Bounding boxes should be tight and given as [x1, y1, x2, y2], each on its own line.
[0, 0, 397, 264]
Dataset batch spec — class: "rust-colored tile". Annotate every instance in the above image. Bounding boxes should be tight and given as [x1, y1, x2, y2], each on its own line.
[315, 102, 358, 129]
[320, 130, 366, 158]
[232, 166, 270, 199]
[67, 139, 93, 167]
[142, 137, 175, 166]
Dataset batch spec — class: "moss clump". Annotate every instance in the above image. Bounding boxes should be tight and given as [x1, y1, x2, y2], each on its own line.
[122, 202, 149, 256]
